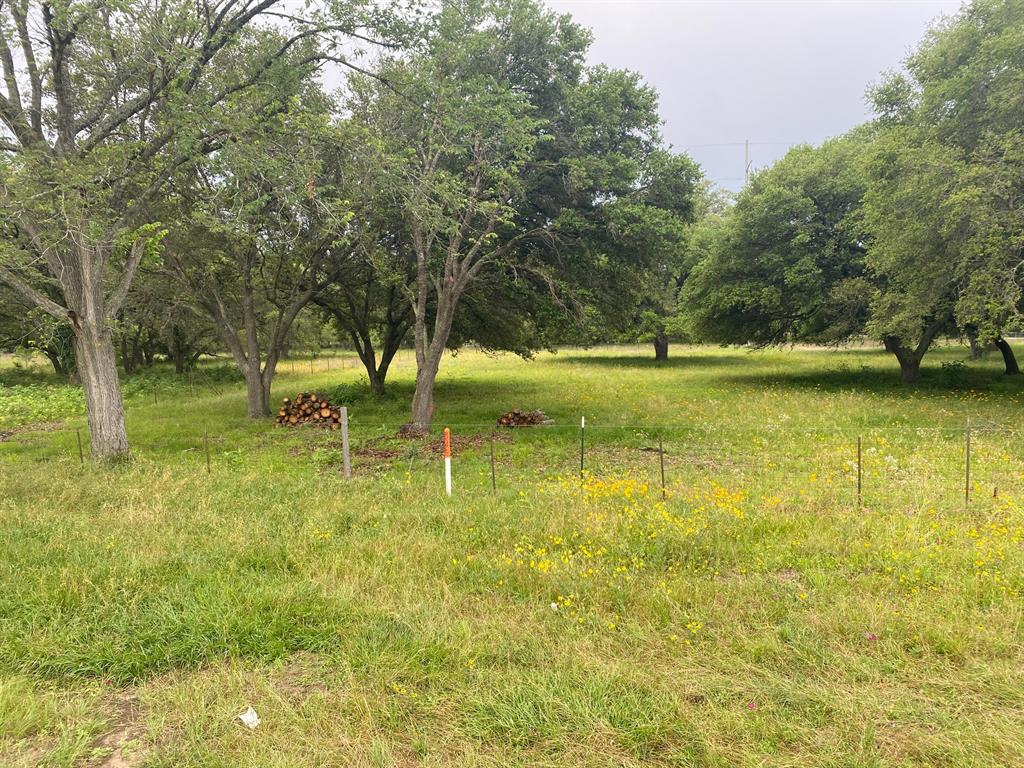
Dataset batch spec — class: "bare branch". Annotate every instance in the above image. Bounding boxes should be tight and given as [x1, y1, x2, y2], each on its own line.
[0, 20, 23, 114]
[0, 89, 36, 147]
[10, 0, 43, 135]
[79, 0, 284, 153]
[106, 238, 146, 318]
[0, 264, 68, 320]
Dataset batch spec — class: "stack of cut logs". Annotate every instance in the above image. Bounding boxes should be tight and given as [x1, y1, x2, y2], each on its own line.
[275, 393, 343, 430]
[496, 409, 553, 427]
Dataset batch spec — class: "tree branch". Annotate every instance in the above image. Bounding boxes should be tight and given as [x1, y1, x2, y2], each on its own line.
[10, 0, 43, 135]
[0, 89, 35, 147]
[106, 238, 146, 318]
[0, 21, 23, 114]
[0, 265, 68, 320]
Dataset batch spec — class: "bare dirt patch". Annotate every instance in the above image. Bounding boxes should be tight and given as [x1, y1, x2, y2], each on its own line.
[0, 420, 63, 442]
[92, 694, 147, 768]
[421, 430, 512, 455]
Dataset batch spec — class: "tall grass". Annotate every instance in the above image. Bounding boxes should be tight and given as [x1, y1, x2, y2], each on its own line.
[2, 344, 1023, 766]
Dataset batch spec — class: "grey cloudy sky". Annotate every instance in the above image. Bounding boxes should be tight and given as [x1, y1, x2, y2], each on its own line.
[545, 0, 963, 190]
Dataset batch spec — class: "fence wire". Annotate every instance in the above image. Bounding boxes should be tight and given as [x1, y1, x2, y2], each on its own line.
[3, 405, 1022, 512]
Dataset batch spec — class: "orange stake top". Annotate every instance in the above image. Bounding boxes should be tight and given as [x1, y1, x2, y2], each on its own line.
[443, 427, 451, 458]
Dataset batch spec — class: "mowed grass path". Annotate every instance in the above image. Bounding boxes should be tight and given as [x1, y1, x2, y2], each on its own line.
[2, 344, 1024, 766]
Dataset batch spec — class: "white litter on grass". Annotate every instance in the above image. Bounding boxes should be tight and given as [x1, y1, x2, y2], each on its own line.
[237, 706, 260, 730]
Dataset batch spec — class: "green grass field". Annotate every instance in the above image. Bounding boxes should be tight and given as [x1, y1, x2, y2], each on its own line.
[2, 343, 1024, 767]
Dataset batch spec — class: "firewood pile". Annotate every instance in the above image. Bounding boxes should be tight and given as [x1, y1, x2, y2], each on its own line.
[496, 409, 553, 427]
[275, 393, 343, 430]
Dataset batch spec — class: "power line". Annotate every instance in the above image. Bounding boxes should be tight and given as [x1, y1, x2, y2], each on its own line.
[679, 141, 796, 148]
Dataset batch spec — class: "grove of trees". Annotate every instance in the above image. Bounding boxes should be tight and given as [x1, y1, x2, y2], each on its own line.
[686, 0, 1024, 382]
[1, 0, 1021, 457]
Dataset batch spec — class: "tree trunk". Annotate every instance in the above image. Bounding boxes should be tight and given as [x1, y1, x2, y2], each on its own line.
[374, 344, 401, 396]
[368, 367, 385, 396]
[120, 333, 135, 375]
[898, 357, 921, 384]
[410, 293, 457, 432]
[653, 334, 669, 361]
[884, 335, 923, 384]
[44, 348, 66, 377]
[74, 316, 129, 459]
[410, 351, 441, 430]
[966, 326, 983, 360]
[995, 337, 1020, 375]
[355, 331, 403, 397]
[244, 369, 271, 418]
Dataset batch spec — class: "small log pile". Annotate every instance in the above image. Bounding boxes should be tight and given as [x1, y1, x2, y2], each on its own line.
[275, 393, 343, 430]
[496, 409, 553, 427]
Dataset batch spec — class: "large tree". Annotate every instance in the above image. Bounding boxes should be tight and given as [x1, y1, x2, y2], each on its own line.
[683, 130, 964, 384]
[348, 0, 664, 430]
[684, 137, 875, 348]
[859, 129, 961, 383]
[167, 109, 353, 418]
[611, 151, 705, 360]
[870, 0, 1024, 375]
[317, 262, 412, 397]
[0, 0, 400, 457]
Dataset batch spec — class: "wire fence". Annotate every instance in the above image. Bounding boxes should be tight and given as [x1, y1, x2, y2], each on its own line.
[3, 349, 1024, 509]
[5, 405, 1023, 513]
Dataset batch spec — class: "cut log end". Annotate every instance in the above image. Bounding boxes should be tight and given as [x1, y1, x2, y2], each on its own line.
[275, 394, 346, 430]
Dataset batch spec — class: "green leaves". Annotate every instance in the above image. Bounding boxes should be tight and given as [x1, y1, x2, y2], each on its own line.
[683, 137, 870, 347]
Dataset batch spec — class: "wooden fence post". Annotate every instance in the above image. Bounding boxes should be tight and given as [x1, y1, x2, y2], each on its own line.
[340, 406, 351, 480]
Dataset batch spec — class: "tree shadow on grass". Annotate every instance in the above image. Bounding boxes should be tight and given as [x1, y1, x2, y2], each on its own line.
[321, 377, 556, 429]
[719, 363, 1023, 399]
[551, 352, 750, 369]
[0, 364, 65, 387]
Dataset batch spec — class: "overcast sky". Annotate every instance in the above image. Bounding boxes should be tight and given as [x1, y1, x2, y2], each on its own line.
[546, 0, 963, 190]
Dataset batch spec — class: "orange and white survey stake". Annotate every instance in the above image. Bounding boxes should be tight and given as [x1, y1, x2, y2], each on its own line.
[443, 427, 452, 497]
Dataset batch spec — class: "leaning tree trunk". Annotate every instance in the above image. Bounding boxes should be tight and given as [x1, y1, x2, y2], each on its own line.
[653, 334, 669, 361]
[409, 292, 457, 432]
[995, 337, 1020, 375]
[74, 316, 129, 459]
[44, 348, 66, 378]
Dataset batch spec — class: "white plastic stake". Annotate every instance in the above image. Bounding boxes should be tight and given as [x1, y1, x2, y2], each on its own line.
[444, 427, 452, 497]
